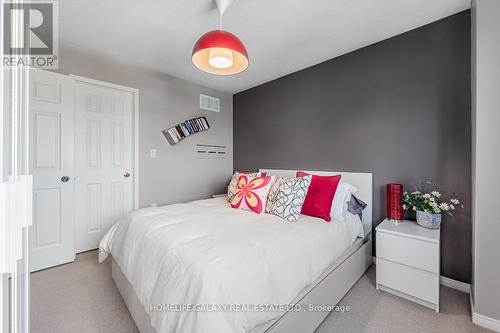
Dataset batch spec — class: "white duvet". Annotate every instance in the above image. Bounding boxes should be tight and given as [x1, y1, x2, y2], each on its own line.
[99, 197, 363, 333]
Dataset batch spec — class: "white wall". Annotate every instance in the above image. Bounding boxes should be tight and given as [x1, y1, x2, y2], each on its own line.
[55, 43, 233, 208]
[0, 63, 11, 333]
[471, 0, 500, 328]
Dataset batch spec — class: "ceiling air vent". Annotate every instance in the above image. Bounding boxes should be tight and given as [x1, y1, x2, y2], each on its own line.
[200, 94, 220, 112]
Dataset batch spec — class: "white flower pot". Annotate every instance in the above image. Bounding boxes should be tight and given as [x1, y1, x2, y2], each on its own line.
[416, 210, 442, 229]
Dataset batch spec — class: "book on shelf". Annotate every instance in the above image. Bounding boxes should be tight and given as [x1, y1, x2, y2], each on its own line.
[190, 119, 198, 132]
[175, 125, 184, 138]
[167, 129, 179, 143]
[180, 123, 189, 136]
[185, 121, 192, 134]
[201, 117, 209, 129]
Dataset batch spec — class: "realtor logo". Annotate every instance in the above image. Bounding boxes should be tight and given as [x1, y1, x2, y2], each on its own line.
[3, 1, 58, 68]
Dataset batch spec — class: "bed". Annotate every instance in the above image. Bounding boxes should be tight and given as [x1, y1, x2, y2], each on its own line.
[99, 169, 373, 333]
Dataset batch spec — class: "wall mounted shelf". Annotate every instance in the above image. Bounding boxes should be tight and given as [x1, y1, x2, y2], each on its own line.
[162, 116, 210, 145]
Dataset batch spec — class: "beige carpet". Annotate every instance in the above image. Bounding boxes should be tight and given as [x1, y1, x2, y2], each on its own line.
[31, 251, 489, 333]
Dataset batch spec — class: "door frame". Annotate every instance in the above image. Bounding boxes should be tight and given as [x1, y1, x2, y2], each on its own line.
[70, 74, 140, 210]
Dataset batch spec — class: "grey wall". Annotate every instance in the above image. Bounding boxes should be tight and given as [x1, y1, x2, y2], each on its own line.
[234, 11, 471, 283]
[471, 0, 500, 322]
[56, 43, 233, 208]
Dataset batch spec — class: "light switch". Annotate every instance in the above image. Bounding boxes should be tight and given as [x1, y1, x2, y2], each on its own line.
[150, 149, 157, 158]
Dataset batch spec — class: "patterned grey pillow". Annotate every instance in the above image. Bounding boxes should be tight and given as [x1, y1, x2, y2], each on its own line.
[265, 175, 312, 222]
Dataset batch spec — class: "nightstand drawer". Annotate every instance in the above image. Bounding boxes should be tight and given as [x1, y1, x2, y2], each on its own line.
[376, 258, 439, 304]
[377, 232, 438, 273]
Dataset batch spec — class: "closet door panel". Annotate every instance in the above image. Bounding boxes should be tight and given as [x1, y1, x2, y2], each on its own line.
[75, 82, 134, 253]
[29, 69, 75, 272]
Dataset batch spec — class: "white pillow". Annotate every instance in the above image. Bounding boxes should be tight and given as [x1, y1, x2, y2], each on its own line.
[331, 182, 357, 221]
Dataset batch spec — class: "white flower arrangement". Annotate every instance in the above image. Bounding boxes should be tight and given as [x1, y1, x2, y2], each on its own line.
[402, 186, 463, 216]
[431, 191, 442, 198]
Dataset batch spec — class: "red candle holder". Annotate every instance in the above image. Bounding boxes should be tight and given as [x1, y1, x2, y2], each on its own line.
[387, 183, 404, 222]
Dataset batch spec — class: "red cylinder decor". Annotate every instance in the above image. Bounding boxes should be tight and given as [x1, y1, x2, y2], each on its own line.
[387, 183, 404, 221]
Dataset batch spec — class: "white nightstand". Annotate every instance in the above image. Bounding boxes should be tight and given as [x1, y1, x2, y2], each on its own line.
[376, 219, 440, 312]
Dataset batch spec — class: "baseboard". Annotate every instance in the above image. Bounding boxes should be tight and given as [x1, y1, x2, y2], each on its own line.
[440, 276, 471, 293]
[372, 256, 471, 294]
[470, 294, 500, 332]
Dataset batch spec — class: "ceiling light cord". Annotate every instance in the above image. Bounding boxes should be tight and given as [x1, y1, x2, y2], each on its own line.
[219, 14, 223, 31]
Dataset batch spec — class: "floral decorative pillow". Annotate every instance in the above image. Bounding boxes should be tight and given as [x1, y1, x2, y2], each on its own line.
[227, 171, 260, 202]
[230, 174, 274, 214]
[265, 176, 312, 222]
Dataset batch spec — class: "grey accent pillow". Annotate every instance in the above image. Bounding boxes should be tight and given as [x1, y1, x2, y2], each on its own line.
[265, 176, 312, 222]
[347, 194, 367, 218]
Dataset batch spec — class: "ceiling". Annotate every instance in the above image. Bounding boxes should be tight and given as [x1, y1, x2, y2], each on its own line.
[60, 0, 470, 93]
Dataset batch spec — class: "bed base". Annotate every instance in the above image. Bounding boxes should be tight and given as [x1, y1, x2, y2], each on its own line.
[111, 233, 372, 333]
[262, 234, 372, 332]
[112, 259, 157, 333]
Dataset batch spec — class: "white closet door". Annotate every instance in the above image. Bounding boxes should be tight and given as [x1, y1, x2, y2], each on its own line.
[74, 81, 134, 253]
[29, 69, 75, 272]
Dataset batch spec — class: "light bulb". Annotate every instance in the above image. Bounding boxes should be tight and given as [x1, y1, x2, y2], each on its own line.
[208, 47, 233, 69]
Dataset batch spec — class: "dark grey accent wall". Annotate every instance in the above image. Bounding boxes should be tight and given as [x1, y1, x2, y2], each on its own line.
[234, 11, 471, 283]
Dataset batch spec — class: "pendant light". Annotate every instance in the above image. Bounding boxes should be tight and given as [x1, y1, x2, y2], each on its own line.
[192, 0, 248, 75]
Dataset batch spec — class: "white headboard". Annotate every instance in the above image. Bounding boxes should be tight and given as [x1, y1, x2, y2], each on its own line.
[260, 169, 373, 236]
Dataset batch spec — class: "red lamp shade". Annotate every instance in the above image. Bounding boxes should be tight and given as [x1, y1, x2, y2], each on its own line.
[192, 30, 249, 75]
[387, 183, 404, 221]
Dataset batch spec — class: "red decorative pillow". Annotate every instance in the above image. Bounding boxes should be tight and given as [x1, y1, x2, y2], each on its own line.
[230, 175, 274, 214]
[227, 171, 261, 202]
[296, 171, 342, 222]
